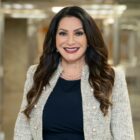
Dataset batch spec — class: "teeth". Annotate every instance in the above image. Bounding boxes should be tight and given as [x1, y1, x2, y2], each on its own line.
[64, 47, 78, 51]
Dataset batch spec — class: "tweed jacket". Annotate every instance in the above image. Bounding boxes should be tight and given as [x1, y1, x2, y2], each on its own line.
[14, 64, 135, 140]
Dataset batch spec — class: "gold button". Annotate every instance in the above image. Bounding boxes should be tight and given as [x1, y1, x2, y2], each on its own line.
[34, 126, 38, 130]
[90, 88, 93, 92]
[92, 128, 96, 132]
[93, 106, 96, 109]
[43, 86, 46, 90]
[34, 105, 37, 108]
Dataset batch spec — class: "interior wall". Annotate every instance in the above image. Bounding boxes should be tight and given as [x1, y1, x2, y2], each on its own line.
[2, 18, 29, 140]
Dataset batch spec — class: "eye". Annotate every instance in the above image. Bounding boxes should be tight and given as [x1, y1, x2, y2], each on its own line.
[75, 31, 84, 36]
[58, 31, 67, 36]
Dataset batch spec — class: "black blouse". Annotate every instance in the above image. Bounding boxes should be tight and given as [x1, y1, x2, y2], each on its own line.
[43, 77, 84, 140]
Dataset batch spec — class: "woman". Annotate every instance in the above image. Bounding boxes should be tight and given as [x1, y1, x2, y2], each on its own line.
[14, 6, 134, 140]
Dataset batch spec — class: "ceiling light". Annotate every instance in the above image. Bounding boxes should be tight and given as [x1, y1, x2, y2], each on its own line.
[82, 4, 127, 19]
[12, 4, 23, 9]
[11, 13, 47, 19]
[52, 7, 64, 13]
[3, 4, 11, 9]
[23, 4, 34, 9]
[104, 18, 114, 25]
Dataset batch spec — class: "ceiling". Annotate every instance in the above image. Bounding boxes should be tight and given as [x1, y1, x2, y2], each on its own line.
[1, 0, 140, 4]
[2, 0, 115, 4]
[118, 0, 140, 4]
[0, 0, 140, 20]
[1, 0, 140, 10]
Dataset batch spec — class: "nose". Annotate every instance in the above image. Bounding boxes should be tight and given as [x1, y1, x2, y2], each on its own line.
[67, 34, 75, 45]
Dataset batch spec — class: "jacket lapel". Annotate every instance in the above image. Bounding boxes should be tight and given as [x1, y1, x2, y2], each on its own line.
[80, 65, 100, 140]
[31, 64, 63, 140]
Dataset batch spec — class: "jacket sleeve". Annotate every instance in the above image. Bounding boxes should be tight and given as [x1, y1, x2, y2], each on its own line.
[110, 68, 135, 140]
[14, 65, 37, 140]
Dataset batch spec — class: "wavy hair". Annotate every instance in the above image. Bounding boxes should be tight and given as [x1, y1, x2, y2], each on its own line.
[24, 6, 115, 118]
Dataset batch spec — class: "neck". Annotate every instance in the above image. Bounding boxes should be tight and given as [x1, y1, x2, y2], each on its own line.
[60, 60, 85, 80]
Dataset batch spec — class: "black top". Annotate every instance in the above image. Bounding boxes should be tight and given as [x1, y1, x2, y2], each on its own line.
[43, 77, 84, 140]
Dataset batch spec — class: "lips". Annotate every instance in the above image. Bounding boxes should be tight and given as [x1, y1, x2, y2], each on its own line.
[64, 47, 79, 53]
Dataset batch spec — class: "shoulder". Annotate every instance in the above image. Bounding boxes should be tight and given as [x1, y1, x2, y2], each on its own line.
[26, 64, 38, 78]
[23, 64, 38, 96]
[24, 64, 38, 85]
[112, 67, 128, 101]
[113, 67, 126, 83]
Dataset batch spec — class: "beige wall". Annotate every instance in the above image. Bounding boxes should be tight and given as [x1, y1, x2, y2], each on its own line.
[2, 18, 29, 140]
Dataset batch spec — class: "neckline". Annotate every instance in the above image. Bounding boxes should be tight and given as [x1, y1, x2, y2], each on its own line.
[59, 76, 81, 82]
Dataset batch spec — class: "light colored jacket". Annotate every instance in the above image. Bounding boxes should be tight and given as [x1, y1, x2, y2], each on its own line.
[14, 64, 135, 140]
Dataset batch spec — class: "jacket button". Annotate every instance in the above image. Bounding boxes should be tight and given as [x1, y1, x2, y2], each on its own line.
[34, 105, 37, 108]
[93, 106, 96, 110]
[43, 86, 46, 90]
[90, 88, 93, 92]
[92, 128, 96, 132]
[34, 126, 38, 130]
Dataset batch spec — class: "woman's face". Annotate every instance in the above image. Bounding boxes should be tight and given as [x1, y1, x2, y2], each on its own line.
[56, 16, 87, 63]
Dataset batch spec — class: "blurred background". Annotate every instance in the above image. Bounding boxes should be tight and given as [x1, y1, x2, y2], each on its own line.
[0, 0, 140, 140]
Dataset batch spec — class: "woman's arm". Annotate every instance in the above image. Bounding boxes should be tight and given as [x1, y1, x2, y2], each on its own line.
[111, 68, 135, 140]
[14, 65, 37, 140]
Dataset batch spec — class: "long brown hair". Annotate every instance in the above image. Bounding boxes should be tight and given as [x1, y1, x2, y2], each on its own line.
[24, 6, 115, 118]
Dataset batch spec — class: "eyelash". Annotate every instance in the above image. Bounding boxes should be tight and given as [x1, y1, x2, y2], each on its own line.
[58, 31, 84, 36]
[75, 31, 84, 36]
[58, 32, 67, 36]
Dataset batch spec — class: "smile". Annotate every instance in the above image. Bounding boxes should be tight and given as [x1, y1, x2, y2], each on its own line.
[64, 47, 79, 53]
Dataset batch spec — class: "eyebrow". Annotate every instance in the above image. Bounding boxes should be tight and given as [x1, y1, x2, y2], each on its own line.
[58, 27, 84, 32]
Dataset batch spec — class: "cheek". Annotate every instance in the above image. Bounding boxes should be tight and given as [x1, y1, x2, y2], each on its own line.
[79, 35, 87, 44]
[56, 37, 65, 47]
[81, 38, 87, 47]
[56, 37, 61, 49]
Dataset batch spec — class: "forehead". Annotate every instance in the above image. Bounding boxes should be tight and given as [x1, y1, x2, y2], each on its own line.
[58, 16, 83, 29]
